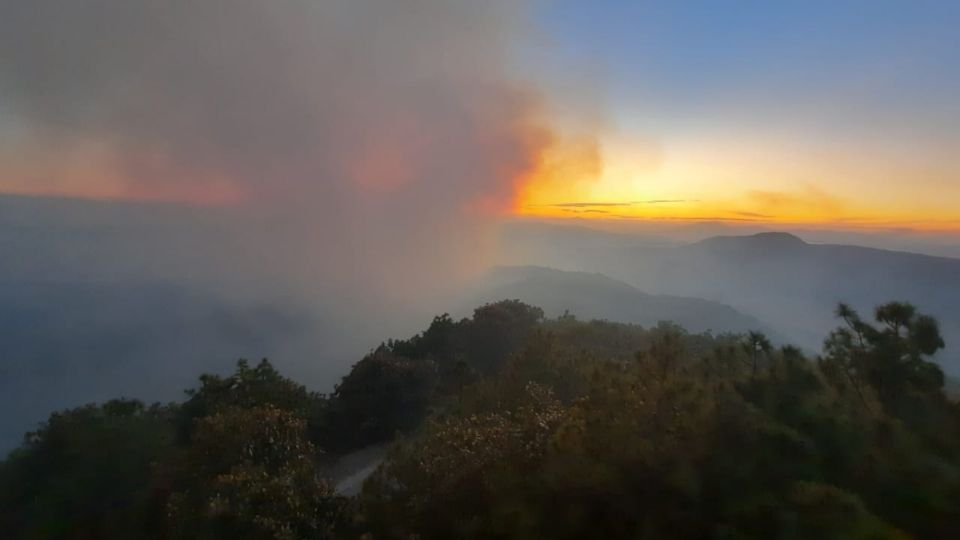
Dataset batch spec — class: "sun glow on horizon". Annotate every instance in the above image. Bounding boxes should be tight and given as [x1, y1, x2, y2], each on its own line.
[515, 130, 960, 233]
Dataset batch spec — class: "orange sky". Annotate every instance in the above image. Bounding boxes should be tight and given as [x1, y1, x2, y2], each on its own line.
[513, 128, 960, 232]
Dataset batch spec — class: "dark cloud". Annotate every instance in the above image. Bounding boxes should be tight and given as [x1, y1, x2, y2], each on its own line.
[734, 211, 773, 218]
[551, 202, 636, 208]
[605, 214, 760, 222]
[560, 208, 610, 214]
[642, 199, 692, 204]
[543, 199, 689, 208]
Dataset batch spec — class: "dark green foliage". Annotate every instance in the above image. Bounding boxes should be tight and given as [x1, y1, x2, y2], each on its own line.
[387, 313, 459, 361]
[166, 406, 341, 540]
[385, 301, 543, 372]
[0, 400, 176, 539]
[0, 361, 340, 540]
[461, 300, 544, 374]
[176, 358, 321, 444]
[320, 350, 438, 453]
[361, 302, 960, 539]
[2, 300, 959, 539]
[320, 300, 544, 454]
[822, 303, 946, 404]
[742, 330, 772, 376]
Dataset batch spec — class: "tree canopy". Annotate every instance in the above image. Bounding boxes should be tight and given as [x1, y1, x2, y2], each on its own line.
[2, 300, 959, 539]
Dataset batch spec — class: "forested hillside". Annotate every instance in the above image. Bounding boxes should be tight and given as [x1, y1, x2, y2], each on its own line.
[2, 300, 959, 539]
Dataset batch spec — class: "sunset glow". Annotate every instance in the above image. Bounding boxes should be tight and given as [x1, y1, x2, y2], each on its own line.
[515, 130, 960, 231]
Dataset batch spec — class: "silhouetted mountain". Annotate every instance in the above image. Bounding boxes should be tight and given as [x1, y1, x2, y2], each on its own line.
[500, 224, 960, 373]
[466, 266, 775, 336]
[693, 231, 808, 253]
[662, 233, 960, 363]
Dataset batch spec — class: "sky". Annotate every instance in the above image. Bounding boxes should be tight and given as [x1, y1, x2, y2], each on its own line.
[519, 0, 960, 230]
[1, 1, 959, 233]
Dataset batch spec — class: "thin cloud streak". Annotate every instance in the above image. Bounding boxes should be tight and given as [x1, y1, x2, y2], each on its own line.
[538, 199, 691, 208]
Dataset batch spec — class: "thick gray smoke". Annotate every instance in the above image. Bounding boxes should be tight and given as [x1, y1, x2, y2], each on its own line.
[0, 1, 552, 450]
[0, 0, 547, 296]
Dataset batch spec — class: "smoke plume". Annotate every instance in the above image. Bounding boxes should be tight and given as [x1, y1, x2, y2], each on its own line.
[0, 0, 550, 297]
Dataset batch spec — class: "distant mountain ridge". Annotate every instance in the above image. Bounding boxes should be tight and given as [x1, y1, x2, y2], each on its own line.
[499, 224, 960, 374]
[693, 231, 809, 252]
[466, 265, 776, 337]
[690, 231, 960, 266]
[672, 235, 960, 363]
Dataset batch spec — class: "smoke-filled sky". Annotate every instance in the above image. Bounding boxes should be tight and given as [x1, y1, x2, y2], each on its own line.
[1, 0, 959, 233]
[0, 0, 559, 449]
[0, 0, 538, 200]
[0, 0, 561, 298]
